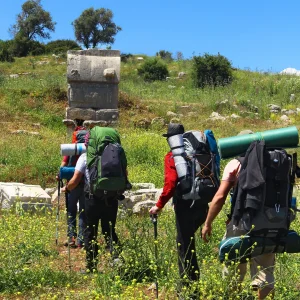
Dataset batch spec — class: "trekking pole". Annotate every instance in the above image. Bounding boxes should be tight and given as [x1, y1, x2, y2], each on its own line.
[55, 179, 62, 246]
[65, 191, 72, 271]
[150, 214, 159, 299]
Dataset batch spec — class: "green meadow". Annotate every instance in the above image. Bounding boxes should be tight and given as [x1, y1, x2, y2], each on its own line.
[1, 55, 300, 299]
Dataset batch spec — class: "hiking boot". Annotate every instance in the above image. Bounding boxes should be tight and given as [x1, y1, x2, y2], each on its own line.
[63, 237, 77, 248]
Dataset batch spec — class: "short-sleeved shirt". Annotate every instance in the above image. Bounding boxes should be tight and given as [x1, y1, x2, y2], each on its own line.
[221, 159, 241, 185]
[75, 153, 90, 185]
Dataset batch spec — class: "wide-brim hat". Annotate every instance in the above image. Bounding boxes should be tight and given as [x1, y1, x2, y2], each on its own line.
[162, 123, 185, 137]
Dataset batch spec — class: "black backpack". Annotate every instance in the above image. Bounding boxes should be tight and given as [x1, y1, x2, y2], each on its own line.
[179, 130, 220, 204]
[230, 140, 296, 238]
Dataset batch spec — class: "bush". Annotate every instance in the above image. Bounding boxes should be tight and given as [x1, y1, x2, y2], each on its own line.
[137, 57, 169, 81]
[11, 36, 45, 57]
[121, 53, 133, 63]
[192, 53, 233, 88]
[0, 40, 15, 62]
[45, 39, 81, 54]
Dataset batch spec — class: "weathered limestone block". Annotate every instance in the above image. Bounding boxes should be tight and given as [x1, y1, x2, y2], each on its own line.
[132, 183, 156, 190]
[16, 202, 53, 213]
[103, 68, 116, 78]
[68, 83, 118, 109]
[83, 120, 108, 128]
[133, 189, 159, 196]
[96, 109, 119, 121]
[63, 119, 76, 137]
[66, 107, 96, 120]
[133, 200, 157, 215]
[67, 50, 120, 83]
[0, 183, 51, 210]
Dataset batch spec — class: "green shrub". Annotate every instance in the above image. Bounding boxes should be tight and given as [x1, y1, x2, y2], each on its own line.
[137, 57, 169, 81]
[0, 40, 15, 62]
[121, 53, 133, 63]
[192, 53, 233, 88]
[0, 48, 14, 62]
[45, 39, 81, 54]
[156, 50, 173, 62]
[11, 36, 45, 57]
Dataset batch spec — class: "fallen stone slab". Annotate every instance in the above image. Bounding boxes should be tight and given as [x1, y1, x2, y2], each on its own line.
[0, 182, 51, 210]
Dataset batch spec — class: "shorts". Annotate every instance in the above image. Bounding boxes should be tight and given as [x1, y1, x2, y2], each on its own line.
[223, 221, 275, 289]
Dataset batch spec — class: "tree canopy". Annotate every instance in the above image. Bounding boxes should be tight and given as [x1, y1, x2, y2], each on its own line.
[10, 0, 56, 41]
[73, 8, 121, 49]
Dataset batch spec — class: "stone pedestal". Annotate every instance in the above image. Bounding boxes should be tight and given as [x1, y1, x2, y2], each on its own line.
[65, 49, 121, 127]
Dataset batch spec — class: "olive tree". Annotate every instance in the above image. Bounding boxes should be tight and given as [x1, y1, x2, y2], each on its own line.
[10, 0, 56, 41]
[73, 8, 121, 49]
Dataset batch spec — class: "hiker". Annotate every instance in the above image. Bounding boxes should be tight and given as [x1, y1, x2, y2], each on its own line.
[58, 119, 87, 248]
[62, 127, 129, 273]
[149, 123, 219, 289]
[202, 130, 276, 300]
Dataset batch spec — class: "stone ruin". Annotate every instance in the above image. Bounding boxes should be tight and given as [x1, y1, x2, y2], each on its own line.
[63, 49, 121, 134]
[0, 182, 52, 213]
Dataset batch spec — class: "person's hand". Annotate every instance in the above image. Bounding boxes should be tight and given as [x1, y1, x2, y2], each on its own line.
[61, 186, 66, 193]
[201, 223, 212, 243]
[56, 173, 60, 181]
[149, 205, 161, 215]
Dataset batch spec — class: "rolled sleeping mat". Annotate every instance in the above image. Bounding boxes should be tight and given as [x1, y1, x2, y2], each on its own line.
[60, 143, 86, 156]
[167, 134, 189, 179]
[59, 167, 75, 180]
[219, 230, 300, 263]
[218, 126, 299, 159]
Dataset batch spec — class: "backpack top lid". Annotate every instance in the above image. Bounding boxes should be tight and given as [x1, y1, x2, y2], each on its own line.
[183, 130, 206, 154]
[87, 127, 121, 167]
[89, 126, 121, 145]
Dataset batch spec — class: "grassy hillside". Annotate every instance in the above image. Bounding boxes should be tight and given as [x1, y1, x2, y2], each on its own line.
[1, 54, 300, 188]
[1, 55, 300, 299]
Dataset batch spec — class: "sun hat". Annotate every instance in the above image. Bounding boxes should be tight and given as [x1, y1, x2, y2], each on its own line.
[162, 123, 185, 137]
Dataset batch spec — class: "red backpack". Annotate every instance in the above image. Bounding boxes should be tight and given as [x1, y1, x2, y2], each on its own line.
[68, 126, 88, 167]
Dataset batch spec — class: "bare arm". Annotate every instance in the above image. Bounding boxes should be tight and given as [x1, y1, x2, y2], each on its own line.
[202, 180, 234, 242]
[62, 170, 83, 192]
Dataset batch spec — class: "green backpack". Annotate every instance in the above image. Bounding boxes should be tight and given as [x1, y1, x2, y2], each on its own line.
[87, 127, 127, 196]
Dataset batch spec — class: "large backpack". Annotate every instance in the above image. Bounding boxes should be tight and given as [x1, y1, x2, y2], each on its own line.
[87, 127, 127, 196]
[230, 140, 296, 238]
[68, 126, 88, 167]
[178, 130, 220, 203]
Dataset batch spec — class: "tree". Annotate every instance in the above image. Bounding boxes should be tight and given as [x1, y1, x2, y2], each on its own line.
[156, 50, 173, 62]
[73, 8, 121, 49]
[10, 0, 55, 41]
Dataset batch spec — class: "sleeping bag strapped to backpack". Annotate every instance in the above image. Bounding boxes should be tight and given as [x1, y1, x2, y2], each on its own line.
[168, 130, 220, 203]
[219, 229, 300, 263]
[87, 127, 127, 196]
[68, 126, 88, 167]
[230, 140, 296, 238]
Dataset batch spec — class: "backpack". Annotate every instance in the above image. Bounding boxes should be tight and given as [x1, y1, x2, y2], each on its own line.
[173, 130, 220, 204]
[87, 127, 127, 196]
[68, 126, 88, 167]
[230, 140, 296, 238]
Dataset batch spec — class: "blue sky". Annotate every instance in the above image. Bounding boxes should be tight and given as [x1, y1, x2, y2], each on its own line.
[0, 0, 299, 72]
